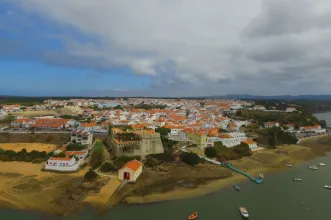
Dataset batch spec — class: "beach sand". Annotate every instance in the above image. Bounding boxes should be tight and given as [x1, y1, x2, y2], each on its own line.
[0, 143, 57, 153]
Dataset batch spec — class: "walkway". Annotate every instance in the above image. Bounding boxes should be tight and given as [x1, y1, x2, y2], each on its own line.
[180, 146, 262, 183]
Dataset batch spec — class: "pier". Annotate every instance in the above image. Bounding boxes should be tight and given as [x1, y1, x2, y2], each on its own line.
[224, 162, 264, 184]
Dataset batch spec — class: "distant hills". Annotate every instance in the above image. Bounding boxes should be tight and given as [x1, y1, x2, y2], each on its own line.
[206, 94, 331, 100]
[1, 94, 331, 100]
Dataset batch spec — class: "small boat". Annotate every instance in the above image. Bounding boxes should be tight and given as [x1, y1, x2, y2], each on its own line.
[285, 164, 292, 167]
[234, 184, 240, 191]
[319, 163, 326, 166]
[325, 185, 331, 189]
[259, 173, 264, 180]
[308, 165, 319, 170]
[293, 178, 302, 182]
[188, 212, 198, 220]
[239, 207, 249, 218]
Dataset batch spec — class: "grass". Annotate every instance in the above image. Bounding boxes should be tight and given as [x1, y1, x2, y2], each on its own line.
[10, 111, 57, 117]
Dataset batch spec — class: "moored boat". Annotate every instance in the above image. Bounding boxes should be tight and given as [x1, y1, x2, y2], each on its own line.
[308, 165, 318, 170]
[325, 185, 331, 189]
[239, 207, 249, 218]
[234, 184, 240, 191]
[319, 163, 326, 166]
[259, 173, 264, 180]
[188, 212, 198, 220]
[285, 164, 292, 167]
[293, 178, 302, 182]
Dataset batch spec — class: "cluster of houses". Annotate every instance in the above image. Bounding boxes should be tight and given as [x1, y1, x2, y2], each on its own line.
[44, 129, 93, 172]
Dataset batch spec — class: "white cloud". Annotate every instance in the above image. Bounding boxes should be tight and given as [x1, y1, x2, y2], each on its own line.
[14, 0, 331, 95]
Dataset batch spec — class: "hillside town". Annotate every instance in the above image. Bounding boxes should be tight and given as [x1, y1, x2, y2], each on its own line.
[0, 97, 329, 215]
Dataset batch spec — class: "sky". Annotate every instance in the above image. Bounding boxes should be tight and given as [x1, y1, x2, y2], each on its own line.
[1, 0, 331, 97]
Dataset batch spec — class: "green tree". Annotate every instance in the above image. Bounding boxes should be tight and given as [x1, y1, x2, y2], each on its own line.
[180, 152, 200, 166]
[319, 120, 327, 128]
[155, 127, 171, 136]
[84, 169, 98, 181]
[100, 162, 117, 172]
[204, 147, 218, 158]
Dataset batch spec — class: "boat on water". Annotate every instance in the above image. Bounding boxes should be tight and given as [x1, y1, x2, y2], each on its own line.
[188, 212, 198, 220]
[319, 163, 326, 166]
[325, 185, 331, 189]
[309, 165, 319, 170]
[239, 207, 249, 218]
[234, 184, 240, 191]
[293, 178, 302, 182]
[285, 164, 292, 167]
[259, 173, 264, 180]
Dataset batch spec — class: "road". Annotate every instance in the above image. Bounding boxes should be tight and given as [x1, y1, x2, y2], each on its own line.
[0, 130, 71, 134]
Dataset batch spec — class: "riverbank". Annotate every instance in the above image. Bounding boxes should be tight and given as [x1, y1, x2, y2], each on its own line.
[124, 135, 331, 204]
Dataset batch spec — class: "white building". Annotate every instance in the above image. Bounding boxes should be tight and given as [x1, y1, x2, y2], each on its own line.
[118, 159, 143, 183]
[286, 107, 296, 113]
[241, 140, 258, 150]
[71, 129, 94, 147]
[265, 122, 280, 128]
[253, 105, 266, 111]
[300, 125, 326, 133]
[65, 151, 88, 161]
[44, 157, 79, 172]
[0, 110, 8, 119]
[218, 133, 248, 148]
[166, 125, 185, 136]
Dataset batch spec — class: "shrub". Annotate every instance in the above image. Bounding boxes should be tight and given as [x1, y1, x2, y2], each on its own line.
[144, 157, 161, 167]
[100, 162, 117, 172]
[84, 169, 98, 181]
[180, 152, 201, 166]
[114, 156, 141, 169]
[204, 147, 218, 158]
[67, 143, 86, 151]
[149, 152, 174, 162]
[32, 158, 45, 164]
[232, 143, 251, 157]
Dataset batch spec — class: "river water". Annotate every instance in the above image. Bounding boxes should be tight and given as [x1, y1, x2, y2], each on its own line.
[2, 154, 331, 220]
[314, 112, 331, 126]
[2, 113, 331, 220]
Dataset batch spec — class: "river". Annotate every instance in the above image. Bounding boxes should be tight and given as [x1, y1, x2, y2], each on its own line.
[2, 113, 331, 220]
[314, 112, 331, 126]
[2, 153, 331, 220]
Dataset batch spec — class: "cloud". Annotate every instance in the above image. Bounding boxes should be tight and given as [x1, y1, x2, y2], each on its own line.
[5, 0, 331, 95]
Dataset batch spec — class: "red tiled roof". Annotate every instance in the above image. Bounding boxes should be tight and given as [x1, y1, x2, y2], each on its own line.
[120, 159, 142, 171]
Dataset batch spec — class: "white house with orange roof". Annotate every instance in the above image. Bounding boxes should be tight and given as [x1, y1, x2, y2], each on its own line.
[118, 159, 143, 182]
[265, 122, 280, 128]
[164, 125, 185, 136]
[44, 157, 80, 172]
[300, 125, 326, 133]
[241, 139, 258, 150]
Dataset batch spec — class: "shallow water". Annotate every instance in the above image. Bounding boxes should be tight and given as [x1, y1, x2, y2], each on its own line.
[2, 153, 331, 220]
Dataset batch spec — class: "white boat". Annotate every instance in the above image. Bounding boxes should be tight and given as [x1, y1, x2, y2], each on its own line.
[293, 178, 302, 182]
[259, 173, 264, 180]
[239, 207, 249, 218]
[308, 165, 318, 170]
[318, 163, 326, 166]
[285, 164, 292, 167]
[325, 185, 331, 189]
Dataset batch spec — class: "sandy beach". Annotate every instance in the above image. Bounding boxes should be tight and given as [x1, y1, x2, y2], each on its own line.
[0, 143, 57, 153]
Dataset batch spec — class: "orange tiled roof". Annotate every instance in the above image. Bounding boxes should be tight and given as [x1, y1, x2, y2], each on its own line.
[49, 157, 73, 161]
[81, 121, 97, 127]
[120, 159, 142, 171]
[242, 139, 256, 145]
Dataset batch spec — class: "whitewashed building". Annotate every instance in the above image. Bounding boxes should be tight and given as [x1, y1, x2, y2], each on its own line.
[241, 140, 258, 150]
[265, 122, 280, 128]
[118, 159, 143, 183]
[71, 129, 94, 147]
[44, 157, 79, 172]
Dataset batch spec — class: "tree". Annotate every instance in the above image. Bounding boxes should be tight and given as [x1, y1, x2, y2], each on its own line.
[180, 152, 200, 166]
[319, 120, 327, 128]
[204, 147, 218, 158]
[155, 127, 171, 136]
[236, 110, 242, 117]
[100, 162, 117, 172]
[233, 143, 251, 157]
[84, 169, 98, 181]
[114, 105, 124, 111]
